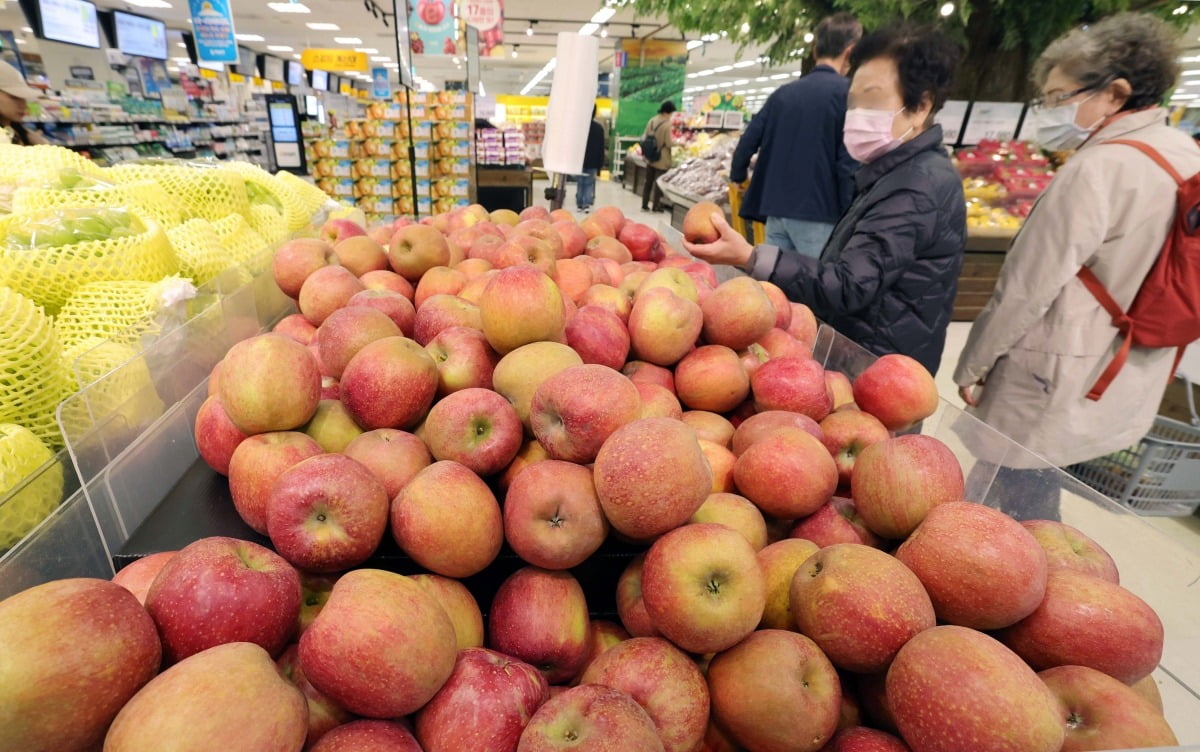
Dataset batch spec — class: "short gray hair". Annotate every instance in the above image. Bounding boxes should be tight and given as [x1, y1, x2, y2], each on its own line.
[1033, 13, 1181, 110]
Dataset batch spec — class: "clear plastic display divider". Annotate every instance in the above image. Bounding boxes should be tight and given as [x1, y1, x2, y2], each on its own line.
[818, 324, 1200, 744]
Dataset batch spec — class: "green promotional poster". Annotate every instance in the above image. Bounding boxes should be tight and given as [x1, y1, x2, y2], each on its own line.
[615, 38, 686, 139]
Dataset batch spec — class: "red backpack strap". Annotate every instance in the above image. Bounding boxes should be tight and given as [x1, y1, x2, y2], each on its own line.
[1105, 139, 1186, 185]
[1077, 265, 1135, 401]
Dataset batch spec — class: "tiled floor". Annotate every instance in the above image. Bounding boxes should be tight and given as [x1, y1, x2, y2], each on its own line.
[550, 176, 1200, 554]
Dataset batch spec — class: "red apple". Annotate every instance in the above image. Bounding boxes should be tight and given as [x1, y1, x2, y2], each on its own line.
[592, 206, 626, 236]
[299, 569, 457, 718]
[311, 718, 423, 751]
[112, 551, 177, 605]
[698, 439, 736, 492]
[998, 569, 1163, 684]
[412, 294, 483, 345]
[1039, 665, 1177, 751]
[500, 439, 552, 493]
[300, 265, 366, 326]
[267, 454, 389, 573]
[392, 460, 503, 578]
[297, 573, 338, 637]
[104, 642, 307, 752]
[579, 284, 633, 322]
[681, 411, 735, 447]
[788, 302, 819, 345]
[518, 684, 664, 751]
[390, 224, 451, 281]
[146, 537, 301, 663]
[412, 574, 485, 650]
[340, 336, 439, 430]
[228, 431, 323, 534]
[521, 206, 553, 223]
[701, 276, 776, 350]
[760, 281, 792, 330]
[682, 201, 721, 244]
[360, 269, 415, 299]
[422, 326, 499, 396]
[305, 393, 361, 449]
[194, 395, 248, 475]
[674, 345, 749, 413]
[594, 418, 712, 540]
[887, 626, 1065, 752]
[1021, 520, 1120, 584]
[751, 355, 833, 421]
[731, 410, 823, 455]
[619, 221, 665, 262]
[321, 217, 367, 244]
[707, 629, 842, 752]
[627, 287, 702, 367]
[823, 727, 911, 752]
[574, 620, 631, 683]
[489, 567, 590, 684]
[334, 235, 389, 276]
[616, 555, 659, 638]
[636, 383, 683, 420]
[0, 578, 161, 752]
[688, 491, 767, 550]
[494, 342, 584, 431]
[347, 289, 416, 337]
[820, 409, 890, 484]
[734, 426, 838, 519]
[851, 435, 964, 539]
[274, 238, 334, 298]
[416, 647, 550, 752]
[895, 501, 1048, 630]
[553, 219, 589, 259]
[578, 637, 709, 752]
[531, 364, 641, 463]
[423, 388, 522, 476]
[316, 306, 403, 379]
[218, 333, 321, 434]
[852, 354, 938, 431]
[341, 428, 430, 499]
[273, 313, 318, 345]
[826, 370, 855, 409]
[565, 306, 631, 370]
[277, 644, 352, 747]
[478, 266, 566, 354]
[622, 360, 675, 393]
[641, 523, 766, 654]
[791, 543, 935, 673]
[790, 497, 883, 548]
[504, 460, 609, 570]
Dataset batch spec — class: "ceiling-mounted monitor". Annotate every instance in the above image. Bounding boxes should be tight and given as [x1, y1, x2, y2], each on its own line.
[286, 60, 304, 86]
[23, 0, 101, 49]
[260, 54, 284, 82]
[112, 10, 167, 60]
[310, 68, 328, 91]
[237, 45, 259, 77]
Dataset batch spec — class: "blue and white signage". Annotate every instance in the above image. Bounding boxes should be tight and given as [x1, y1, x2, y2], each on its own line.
[188, 0, 237, 63]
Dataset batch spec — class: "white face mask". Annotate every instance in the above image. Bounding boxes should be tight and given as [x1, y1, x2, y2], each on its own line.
[1033, 95, 1104, 152]
[844, 108, 915, 163]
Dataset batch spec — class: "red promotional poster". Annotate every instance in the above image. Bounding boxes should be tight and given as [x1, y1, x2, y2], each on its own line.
[462, 0, 504, 57]
[410, 0, 459, 56]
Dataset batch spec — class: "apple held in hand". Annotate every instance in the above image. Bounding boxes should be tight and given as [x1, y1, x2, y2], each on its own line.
[517, 684, 664, 752]
[641, 523, 766, 655]
[145, 537, 302, 663]
[579, 637, 709, 752]
[300, 569, 457, 718]
[0, 578, 161, 752]
[267, 454, 390, 573]
[887, 626, 1065, 752]
[682, 201, 722, 244]
[489, 567, 591, 684]
[707, 630, 842, 752]
[104, 642, 307, 752]
[416, 648, 550, 752]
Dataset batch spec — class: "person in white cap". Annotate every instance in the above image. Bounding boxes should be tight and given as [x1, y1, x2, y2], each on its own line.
[0, 60, 45, 145]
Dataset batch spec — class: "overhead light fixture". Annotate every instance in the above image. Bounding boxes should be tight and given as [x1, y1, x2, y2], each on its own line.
[791, 70, 802, 76]
[335, 37, 364, 44]
[479, 81, 486, 96]
[755, 75, 768, 81]
[176, 42, 187, 48]
[701, 32, 719, 42]
[521, 57, 557, 95]
[356, 47, 380, 54]
[940, 2, 955, 15]
[293, 54, 302, 59]
[307, 22, 340, 30]
[601, 25, 608, 38]
[124, 0, 172, 6]
[1183, 69, 1200, 76]
[733, 60, 755, 68]
[695, 69, 714, 77]
[803, 32, 814, 43]
[267, 2, 311, 12]
[452, 56, 460, 64]
[385, 62, 400, 68]
[733, 78, 748, 85]
[713, 64, 733, 72]
[235, 34, 265, 41]
[580, 23, 599, 35]
[21, 26, 31, 33]
[591, 7, 616, 23]
[769, 72, 789, 80]
[371, 56, 391, 62]
[267, 45, 293, 52]
[512, 45, 519, 58]
[527, 21, 535, 36]
[14, 39, 25, 44]
[686, 40, 703, 50]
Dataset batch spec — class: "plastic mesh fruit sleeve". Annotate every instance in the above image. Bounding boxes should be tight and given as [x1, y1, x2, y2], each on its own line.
[14, 173, 185, 231]
[275, 170, 334, 218]
[224, 161, 310, 232]
[212, 214, 270, 273]
[166, 219, 231, 286]
[0, 144, 105, 214]
[0, 286, 70, 448]
[54, 276, 198, 355]
[0, 423, 63, 552]
[106, 163, 251, 222]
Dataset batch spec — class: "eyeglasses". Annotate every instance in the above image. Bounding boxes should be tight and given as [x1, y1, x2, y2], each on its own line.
[1030, 81, 1106, 109]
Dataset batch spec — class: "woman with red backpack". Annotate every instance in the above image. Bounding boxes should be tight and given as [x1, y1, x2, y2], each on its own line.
[955, 14, 1200, 518]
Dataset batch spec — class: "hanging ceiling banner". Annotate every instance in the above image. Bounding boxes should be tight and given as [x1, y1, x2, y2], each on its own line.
[188, 0, 238, 63]
[302, 49, 369, 73]
[410, 0, 458, 56]
[462, 0, 504, 57]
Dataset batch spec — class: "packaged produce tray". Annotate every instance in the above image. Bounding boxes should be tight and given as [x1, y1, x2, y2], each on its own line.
[2, 304, 1199, 747]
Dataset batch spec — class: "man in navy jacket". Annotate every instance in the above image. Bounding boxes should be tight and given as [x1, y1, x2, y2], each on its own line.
[731, 13, 862, 257]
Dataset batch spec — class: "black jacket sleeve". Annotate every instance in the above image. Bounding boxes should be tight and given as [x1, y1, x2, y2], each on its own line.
[767, 186, 937, 319]
[730, 98, 771, 184]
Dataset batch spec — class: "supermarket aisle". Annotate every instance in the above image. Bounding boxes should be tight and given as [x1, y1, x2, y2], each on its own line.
[531, 176, 665, 228]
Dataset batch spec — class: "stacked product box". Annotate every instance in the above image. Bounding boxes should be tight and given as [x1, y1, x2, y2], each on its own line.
[424, 91, 473, 216]
[504, 128, 527, 167]
[521, 121, 544, 164]
[477, 128, 505, 165]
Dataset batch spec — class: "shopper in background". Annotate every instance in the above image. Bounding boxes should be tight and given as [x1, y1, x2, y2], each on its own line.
[685, 25, 965, 375]
[955, 14, 1200, 518]
[730, 13, 862, 256]
[578, 105, 605, 212]
[0, 60, 44, 146]
[641, 100, 676, 212]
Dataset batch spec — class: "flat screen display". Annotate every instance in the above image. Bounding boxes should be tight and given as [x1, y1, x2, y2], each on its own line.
[237, 45, 258, 77]
[261, 54, 284, 82]
[303, 94, 317, 116]
[310, 68, 328, 91]
[286, 60, 303, 86]
[37, 0, 100, 49]
[113, 10, 167, 60]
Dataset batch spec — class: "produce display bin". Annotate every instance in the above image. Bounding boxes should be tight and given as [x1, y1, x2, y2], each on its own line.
[2, 277, 1199, 747]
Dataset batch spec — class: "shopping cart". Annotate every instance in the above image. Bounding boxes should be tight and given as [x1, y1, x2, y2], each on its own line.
[728, 181, 765, 245]
[1065, 376, 1200, 516]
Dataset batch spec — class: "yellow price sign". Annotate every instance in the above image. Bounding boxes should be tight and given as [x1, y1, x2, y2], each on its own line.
[302, 48, 368, 73]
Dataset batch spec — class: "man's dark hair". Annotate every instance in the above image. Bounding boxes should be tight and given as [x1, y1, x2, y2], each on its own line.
[814, 13, 862, 59]
[659, 100, 677, 114]
[848, 24, 961, 114]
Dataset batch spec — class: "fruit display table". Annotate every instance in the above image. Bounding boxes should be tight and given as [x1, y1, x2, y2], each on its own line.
[954, 229, 1017, 321]
[622, 154, 648, 196]
[476, 166, 535, 214]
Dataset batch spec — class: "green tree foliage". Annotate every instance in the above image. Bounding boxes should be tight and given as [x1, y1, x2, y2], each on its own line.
[631, 0, 1195, 99]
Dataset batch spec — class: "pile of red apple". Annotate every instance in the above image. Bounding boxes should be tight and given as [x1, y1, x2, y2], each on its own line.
[0, 203, 1180, 752]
